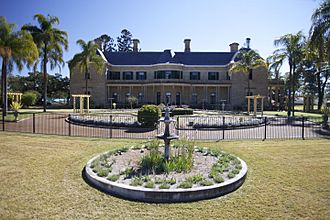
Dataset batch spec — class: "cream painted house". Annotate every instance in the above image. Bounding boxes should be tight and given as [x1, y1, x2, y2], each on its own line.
[70, 39, 272, 110]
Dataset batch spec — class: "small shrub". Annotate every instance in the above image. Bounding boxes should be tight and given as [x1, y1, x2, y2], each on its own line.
[200, 179, 214, 186]
[232, 169, 240, 174]
[166, 178, 176, 185]
[97, 168, 110, 177]
[107, 174, 120, 182]
[21, 91, 40, 107]
[190, 174, 204, 184]
[159, 183, 170, 189]
[228, 172, 236, 179]
[144, 181, 155, 188]
[130, 176, 144, 186]
[213, 175, 224, 183]
[137, 105, 161, 128]
[178, 180, 193, 189]
[171, 108, 193, 116]
[121, 167, 134, 178]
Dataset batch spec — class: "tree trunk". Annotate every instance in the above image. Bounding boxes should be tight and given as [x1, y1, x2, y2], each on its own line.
[287, 65, 292, 117]
[85, 71, 88, 94]
[1, 58, 8, 116]
[43, 48, 48, 113]
[317, 71, 322, 110]
[320, 75, 329, 109]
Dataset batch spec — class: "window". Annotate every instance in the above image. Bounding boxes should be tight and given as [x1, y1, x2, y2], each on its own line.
[123, 71, 133, 80]
[190, 72, 200, 80]
[192, 93, 198, 104]
[208, 72, 219, 80]
[154, 71, 182, 79]
[136, 71, 146, 80]
[107, 71, 120, 80]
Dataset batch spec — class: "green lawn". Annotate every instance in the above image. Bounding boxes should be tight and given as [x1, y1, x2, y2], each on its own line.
[0, 133, 329, 219]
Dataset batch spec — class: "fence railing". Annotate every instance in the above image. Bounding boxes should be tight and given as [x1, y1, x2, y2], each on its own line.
[1, 111, 329, 140]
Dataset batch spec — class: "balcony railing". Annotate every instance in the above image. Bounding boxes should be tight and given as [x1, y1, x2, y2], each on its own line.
[106, 78, 232, 85]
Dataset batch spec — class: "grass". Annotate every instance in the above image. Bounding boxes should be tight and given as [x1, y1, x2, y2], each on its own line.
[0, 132, 329, 219]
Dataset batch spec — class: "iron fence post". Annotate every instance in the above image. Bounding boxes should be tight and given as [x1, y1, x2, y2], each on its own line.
[109, 115, 113, 138]
[68, 117, 71, 136]
[222, 116, 225, 140]
[33, 113, 35, 133]
[176, 116, 179, 136]
[2, 110, 4, 131]
[302, 117, 305, 140]
[263, 117, 267, 141]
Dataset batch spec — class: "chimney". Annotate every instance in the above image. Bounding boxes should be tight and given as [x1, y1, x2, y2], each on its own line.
[246, 37, 251, 49]
[229, 42, 239, 52]
[184, 39, 191, 52]
[133, 39, 140, 52]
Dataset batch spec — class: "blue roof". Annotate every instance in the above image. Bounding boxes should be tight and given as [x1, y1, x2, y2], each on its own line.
[171, 52, 236, 65]
[101, 50, 236, 66]
[102, 50, 172, 65]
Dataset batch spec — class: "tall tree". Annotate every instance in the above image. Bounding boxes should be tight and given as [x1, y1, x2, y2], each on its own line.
[310, 0, 330, 55]
[309, 0, 330, 110]
[267, 53, 285, 80]
[274, 31, 305, 116]
[0, 16, 38, 115]
[229, 49, 267, 96]
[68, 39, 105, 95]
[94, 34, 116, 52]
[22, 14, 68, 112]
[117, 29, 133, 52]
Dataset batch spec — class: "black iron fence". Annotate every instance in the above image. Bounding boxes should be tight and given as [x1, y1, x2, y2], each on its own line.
[1, 111, 329, 140]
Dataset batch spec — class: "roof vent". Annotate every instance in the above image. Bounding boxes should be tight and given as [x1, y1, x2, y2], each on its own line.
[133, 39, 140, 52]
[229, 42, 239, 52]
[246, 38, 251, 49]
[184, 39, 191, 52]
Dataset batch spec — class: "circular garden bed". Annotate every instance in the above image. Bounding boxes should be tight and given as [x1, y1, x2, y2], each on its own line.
[84, 140, 247, 202]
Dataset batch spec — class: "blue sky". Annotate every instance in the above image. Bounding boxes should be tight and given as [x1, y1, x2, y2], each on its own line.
[2, 0, 320, 77]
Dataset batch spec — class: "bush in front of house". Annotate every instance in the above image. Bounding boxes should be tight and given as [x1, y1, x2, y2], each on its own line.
[21, 91, 40, 107]
[172, 108, 193, 116]
[137, 105, 161, 128]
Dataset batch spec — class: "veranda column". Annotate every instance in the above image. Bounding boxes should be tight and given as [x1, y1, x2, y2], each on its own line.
[247, 97, 250, 114]
[79, 96, 83, 114]
[73, 96, 76, 113]
[261, 97, 264, 116]
[253, 96, 257, 116]
[275, 87, 279, 109]
[87, 96, 90, 113]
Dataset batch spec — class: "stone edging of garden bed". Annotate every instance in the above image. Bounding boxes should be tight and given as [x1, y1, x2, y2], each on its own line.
[84, 154, 248, 203]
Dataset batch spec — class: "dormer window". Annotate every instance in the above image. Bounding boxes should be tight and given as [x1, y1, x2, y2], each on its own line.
[136, 71, 146, 80]
[208, 72, 219, 80]
[123, 71, 133, 80]
[190, 72, 200, 80]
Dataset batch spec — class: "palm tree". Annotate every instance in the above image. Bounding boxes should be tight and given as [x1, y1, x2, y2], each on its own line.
[274, 31, 305, 116]
[229, 49, 267, 96]
[22, 14, 68, 112]
[267, 53, 285, 80]
[0, 16, 38, 116]
[68, 39, 105, 95]
[309, 0, 330, 110]
[310, 0, 330, 57]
